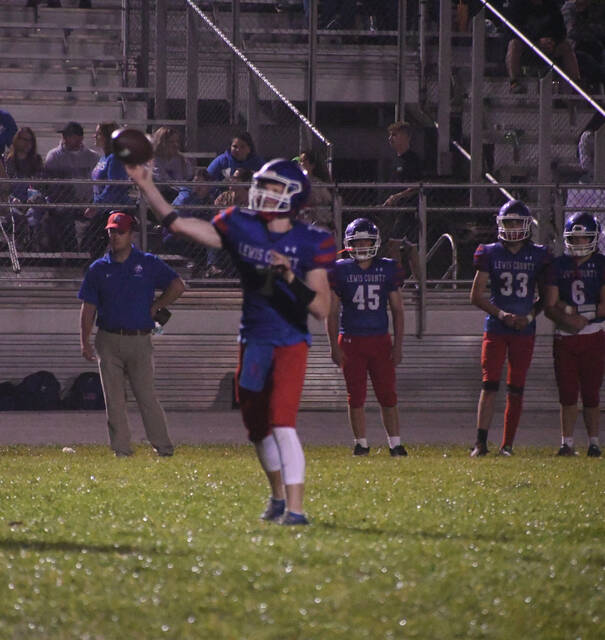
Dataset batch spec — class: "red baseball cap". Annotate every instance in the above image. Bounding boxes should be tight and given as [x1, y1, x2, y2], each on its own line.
[105, 212, 134, 232]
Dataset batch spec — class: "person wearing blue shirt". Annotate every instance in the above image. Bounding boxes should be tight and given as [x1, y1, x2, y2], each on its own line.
[206, 131, 264, 182]
[126, 158, 335, 526]
[79, 211, 185, 458]
[0, 108, 18, 157]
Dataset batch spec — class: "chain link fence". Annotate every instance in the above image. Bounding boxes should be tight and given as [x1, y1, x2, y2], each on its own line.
[3, 180, 604, 285]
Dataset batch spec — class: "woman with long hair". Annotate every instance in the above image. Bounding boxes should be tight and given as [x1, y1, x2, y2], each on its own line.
[2, 126, 43, 201]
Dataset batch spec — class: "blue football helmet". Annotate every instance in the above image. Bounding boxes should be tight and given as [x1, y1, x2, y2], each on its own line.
[496, 199, 533, 242]
[564, 212, 600, 257]
[344, 218, 381, 260]
[248, 158, 310, 218]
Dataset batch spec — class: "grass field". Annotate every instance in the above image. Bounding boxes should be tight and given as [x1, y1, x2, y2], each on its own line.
[0, 444, 603, 640]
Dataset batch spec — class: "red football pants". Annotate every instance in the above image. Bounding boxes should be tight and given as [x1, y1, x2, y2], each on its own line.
[235, 341, 308, 442]
[481, 332, 535, 388]
[553, 331, 605, 407]
[339, 333, 397, 408]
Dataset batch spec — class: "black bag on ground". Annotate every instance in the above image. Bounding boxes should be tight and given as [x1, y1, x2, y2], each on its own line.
[15, 370, 62, 410]
[0, 381, 17, 411]
[64, 372, 105, 410]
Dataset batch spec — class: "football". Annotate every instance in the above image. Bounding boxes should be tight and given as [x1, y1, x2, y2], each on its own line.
[111, 127, 153, 165]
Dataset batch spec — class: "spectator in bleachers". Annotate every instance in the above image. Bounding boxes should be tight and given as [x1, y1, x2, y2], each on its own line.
[506, 0, 581, 94]
[44, 121, 99, 252]
[296, 149, 333, 229]
[207, 168, 253, 277]
[381, 121, 422, 280]
[151, 127, 194, 201]
[81, 122, 134, 258]
[566, 113, 605, 251]
[561, 0, 605, 92]
[0, 108, 18, 158]
[1, 127, 43, 203]
[165, 167, 215, 278]
[213, 168, 253, 209]
[207, 131, 264, 182]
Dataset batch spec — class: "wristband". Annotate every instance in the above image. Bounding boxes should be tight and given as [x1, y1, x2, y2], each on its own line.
[564, 305, 574, 315]
[161, 210, 179, 229]
[497, 310, 506, 321]
[287, 276, 316, 307]
[525, 313, 534, 323]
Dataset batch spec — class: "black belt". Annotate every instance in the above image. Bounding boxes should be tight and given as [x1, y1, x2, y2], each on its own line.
[104, 328, 152, 336]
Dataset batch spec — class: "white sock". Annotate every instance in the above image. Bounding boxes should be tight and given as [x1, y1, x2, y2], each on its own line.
[355, 438, 368, 448]
[272, 427, 305, 485]
[254, 434, 282, 473]
[589, 436, 600, 447]
[563, 436, 574, 448]
[387, 436, 401, 449]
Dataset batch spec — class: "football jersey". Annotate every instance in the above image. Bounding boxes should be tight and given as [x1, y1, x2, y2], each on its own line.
[329, 257, 405, 336]
[212, 206, 336, 345]
[546, 252, 605, 335]
[474, 241, 552, 335]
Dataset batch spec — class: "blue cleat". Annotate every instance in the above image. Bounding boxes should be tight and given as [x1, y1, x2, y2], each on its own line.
[260, 497, 286, 522]
[281, 511, 309, 526]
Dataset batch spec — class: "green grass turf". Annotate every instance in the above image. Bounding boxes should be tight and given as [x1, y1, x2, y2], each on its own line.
[0, 444, 603, 639]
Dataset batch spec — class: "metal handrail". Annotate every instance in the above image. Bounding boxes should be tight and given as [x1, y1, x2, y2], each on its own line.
[183, 0, 334, 174]
[426, 233, 458, 288]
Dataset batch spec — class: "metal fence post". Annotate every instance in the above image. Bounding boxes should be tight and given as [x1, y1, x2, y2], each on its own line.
[247, 70, 260, 150]
[538, 72, 553, 244]
[121, 0, 129, 86]
[395, 0, 407, 121]
[230, 0, 241, 125]
[437, 0, 452, 175]
[417, 188, 427, 338]
[154, 0, 168, 120]
[595, 124, 605, 183]
[307, 0, 317, 131]
[470, 8, 485, 206]
[139, 0, 150, 90]
[139, 198, 149, 253]
[186, 4, 199, 152]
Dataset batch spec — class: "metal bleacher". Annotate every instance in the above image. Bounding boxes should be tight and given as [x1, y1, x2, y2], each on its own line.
[0, 284, 558, 413]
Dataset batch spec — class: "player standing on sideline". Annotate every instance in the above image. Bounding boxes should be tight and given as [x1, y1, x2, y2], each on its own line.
[470, 200, 552, 457]
[126, 159, 335, 526]
[327, 218, 407, 457]
[544, 213, 605, 457]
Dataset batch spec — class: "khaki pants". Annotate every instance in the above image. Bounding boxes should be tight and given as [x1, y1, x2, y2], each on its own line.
[95, 330, 173, 456]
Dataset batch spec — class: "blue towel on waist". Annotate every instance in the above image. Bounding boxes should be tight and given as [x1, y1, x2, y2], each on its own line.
[239, 343, 274, 392]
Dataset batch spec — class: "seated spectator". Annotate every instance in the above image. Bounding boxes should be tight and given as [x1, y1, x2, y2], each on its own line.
[1, 127, 43, 203]
[44, 121, 99, 252]
[0, 107, 17, 157]
[213, 168, 253, 208]
[207, 131, 264, 182]
[506, 0, 581, 94]
[165, 167, 215, 278]
[566, 113, 605, 250]
[561, 0, 605, 92]
[151, 127, 194, 200]
[207, 169, 252, 277]
[81, 122, 135, 258]
[296, 149, 333, 229]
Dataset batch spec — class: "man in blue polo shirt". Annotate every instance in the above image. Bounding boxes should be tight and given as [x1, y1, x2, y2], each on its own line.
[78, 211, 185, 457]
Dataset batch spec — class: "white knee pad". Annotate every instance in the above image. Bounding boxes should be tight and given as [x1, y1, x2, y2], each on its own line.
[253, 434, 281, 473]
[272, 427, 305, 485]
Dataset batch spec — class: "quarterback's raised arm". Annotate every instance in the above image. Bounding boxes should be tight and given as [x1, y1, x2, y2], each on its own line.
[125, 164, 222, 249]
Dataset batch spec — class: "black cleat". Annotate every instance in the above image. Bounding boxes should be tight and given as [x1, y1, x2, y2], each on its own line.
[353, 443, 370, 456]
[470, 442, 488, 458]
[587, 444, 602, 458]
[556, 444, 578, 457]
[498, 445, 514, 457]
[389, 444, 408, 457]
